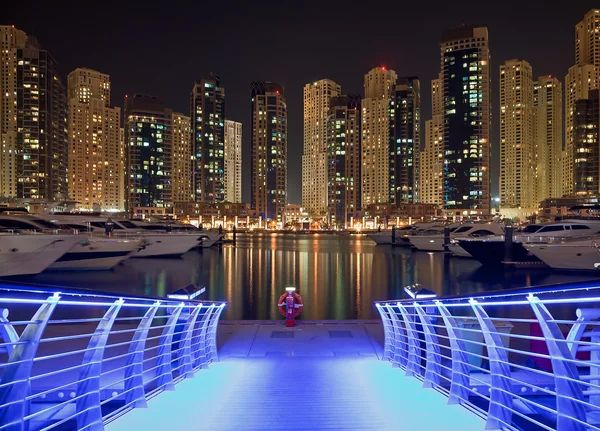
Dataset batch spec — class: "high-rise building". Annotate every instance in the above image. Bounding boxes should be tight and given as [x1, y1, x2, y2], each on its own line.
[499, 59, 535, 209]
[251, 81, 287, 222]
[124, 94, 172, 212]
[190, 75, 225, 203]
[0, 26, 27, 198]
[67, 68, 123, 211]
[419, 78, 444, 206]
[440, 25, 491, 215]
[565, 10, 600, 195]
[573, 89, 600, 195]
[1, 28, 68, 200]
[361, 67, 397, 206]
[224, 120, 242, 203]
[302, 79, 341, 215]
[389, 77, 420, 204]
[171, 113, 192, 203]
[327, 95, 361, 226]
[564, 65, 599, 195]
[534, 76, 563, 201]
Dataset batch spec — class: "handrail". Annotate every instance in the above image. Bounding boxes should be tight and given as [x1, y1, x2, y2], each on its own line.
[0, 282, 226, 431]
[375, 283, 600, 431]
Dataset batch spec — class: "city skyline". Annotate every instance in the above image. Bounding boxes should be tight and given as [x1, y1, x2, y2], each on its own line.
[7, 2, 597, 204]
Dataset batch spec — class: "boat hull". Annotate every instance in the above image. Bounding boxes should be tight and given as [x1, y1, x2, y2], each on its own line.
[409, 236, 445, 252]
[130, 234, 202, 257]
[457, 239, 545, 268]
[525, 243, 600, 271]
[47, 239, 141, 271]
[366, 232, 393, 245]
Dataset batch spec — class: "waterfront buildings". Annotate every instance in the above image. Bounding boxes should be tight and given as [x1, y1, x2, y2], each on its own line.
[361, 67, 397, 206]
[190, 75, 225, 203]
[302, 79, 341, 215]
[573, 89, 600, 195]
[389, 77, 420, 204]
[440, 25, 491, 215]
[419, 77, 444, 206]
[565, 10, 600, 195]
[250, 81, 287, 222]
[0, 26, 68, 200]
[67, 68, 123, 211]
[534, 76, 563, 201]
[499, 59, 535, 209]
[171, 112, 193, 203]
[326, 95, 361, 226]
[124, 94, 172, 212]
[224, 120, 242, 203]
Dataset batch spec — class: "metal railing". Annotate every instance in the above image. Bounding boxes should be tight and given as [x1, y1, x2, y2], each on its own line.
[376, 282, 600, 431]
[0, 282, 226, 431]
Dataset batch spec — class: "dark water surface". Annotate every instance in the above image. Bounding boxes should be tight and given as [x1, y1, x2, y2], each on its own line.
[26, 233, 600, 320]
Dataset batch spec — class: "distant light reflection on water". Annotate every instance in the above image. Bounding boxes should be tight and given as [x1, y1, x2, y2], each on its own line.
[27, 233, 600, 320]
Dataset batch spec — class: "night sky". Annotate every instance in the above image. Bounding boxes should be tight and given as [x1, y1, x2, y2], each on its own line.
[7, 1, 598, 204]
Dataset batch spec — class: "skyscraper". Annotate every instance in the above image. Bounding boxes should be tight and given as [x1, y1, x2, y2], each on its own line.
[361, 67, 397, 206]
[224, 120, 242, 203]
[171, 112, 192, 203]
[67, 68, 123, 211]
[327, 95, 361, 226]
[565, 10, 600, 195]
[124, 94, 172, 212]
[534, 76, 563, 201]
[573, 89, 600, 195]
[440, 25, 491, 215]
[419, 78, 444, 206]
[499, 59, 535, 209]
[1, 27, 68, 200]
[302, 79, 341, 215]
[389, 77, 420, 204]
[0, 26, 27, 198]
[190, 75, 225, 203]
[251, 81, 287, 222]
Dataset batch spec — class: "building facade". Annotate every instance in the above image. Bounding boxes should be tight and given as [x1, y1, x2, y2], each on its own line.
[302, 79, 341, 215]
[5, 31, 69, 200]
[361, 67, 397, 206]
[326, 95, 361, 226]
[419, 78, 444, 206]
[534, 76, 563, 201]
[389, 77, 420, 204]
[124, 95, 172, 212]
[224, 120, 242, 203]
[67, 68, 123, 211]
[0, 26, 27, 198]
[499, 59, 535, 209]
[440, 25, 491, 215]
[573, 89, 600, 195]
[190, 75, 225, 203]
[171, 112, 192, 203]
[250, 81, 287, 222]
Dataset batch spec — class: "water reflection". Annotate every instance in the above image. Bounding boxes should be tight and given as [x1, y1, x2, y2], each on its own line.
[28, 234, 600, 320]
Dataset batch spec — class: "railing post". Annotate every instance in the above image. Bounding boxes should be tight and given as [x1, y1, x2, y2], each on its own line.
[387, 305, 408, 367]
[398, 304, 421, 377]
[156, 303, 184, 391]
[0, 308, 19, 357]
[376, 304, 394, 362]
[175, 304, 202, 379]
[203, 304, 225, 365]
[0, 294, 60, 431]
[469, 299, 513, 431]
[436, 303, 471, 405]
[191, 305, 214, 369]
[75, 299, 124, 431]
[123, 301, 159, 409]
[528, 295, 587, 431]
[414, 303, 441, 388]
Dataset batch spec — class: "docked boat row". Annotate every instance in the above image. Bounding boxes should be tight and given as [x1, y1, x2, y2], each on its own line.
[0, 214, 225, 277]
[366, 219, 600, 272]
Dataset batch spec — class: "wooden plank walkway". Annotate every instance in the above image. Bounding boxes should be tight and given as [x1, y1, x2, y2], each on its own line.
[106, 322, 486, 431]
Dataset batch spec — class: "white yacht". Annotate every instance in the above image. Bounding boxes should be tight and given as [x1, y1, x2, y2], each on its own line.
[0, 215, 143, 270]
[408, 223, 504, 252]
[124, 220, 224, 248]
[366, 230, 394, 245]
[458, 221, 600, 267]
[0, 233, 82, 277]
[43, 216, 204, 257]
[524, 237, 600, 271]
